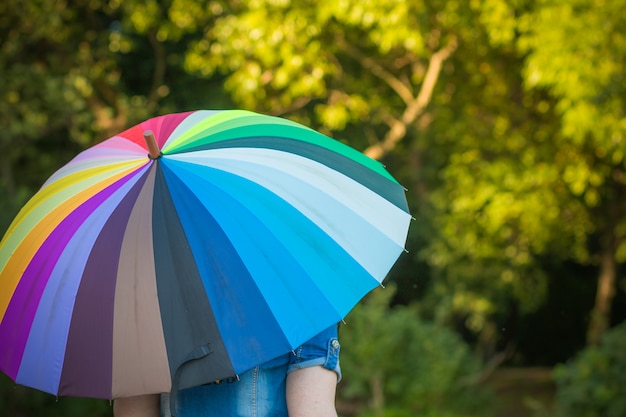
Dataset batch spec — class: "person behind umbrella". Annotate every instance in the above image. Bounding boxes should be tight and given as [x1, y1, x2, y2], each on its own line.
[113, 325, 341, 417]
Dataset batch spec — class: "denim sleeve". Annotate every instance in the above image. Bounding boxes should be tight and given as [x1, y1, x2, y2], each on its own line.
[286, 325, 342, 382]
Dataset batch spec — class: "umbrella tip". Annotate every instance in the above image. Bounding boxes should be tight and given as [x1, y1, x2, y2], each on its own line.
[143, 130, 162, 159]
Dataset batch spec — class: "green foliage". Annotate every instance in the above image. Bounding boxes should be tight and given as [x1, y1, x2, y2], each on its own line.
[517, 0, 626, 344]
[512, 0, 626, 238]
[0, 0, 125, 236]
[517, 0, 626, 263]
[551, 321, 626, 417]
[421, 0, 626, 348]
[0, 373, 112, 417]
[182, 0, 467, 145]
[339, 286, 494, 417]
[0, 0, 231, 236]
[519, 0, 626, 150]
[421, 8, 585, 332]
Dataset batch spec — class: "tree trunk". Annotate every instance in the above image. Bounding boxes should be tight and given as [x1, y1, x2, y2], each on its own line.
[370, 374, 385, 417]
[586, 235, 617, 346]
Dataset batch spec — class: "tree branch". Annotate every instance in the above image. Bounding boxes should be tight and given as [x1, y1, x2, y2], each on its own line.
[364, 36, 458, 160]
[269, 96, 313, 117]
[337, 36, 415, 106]
[458, 344, 515, 386]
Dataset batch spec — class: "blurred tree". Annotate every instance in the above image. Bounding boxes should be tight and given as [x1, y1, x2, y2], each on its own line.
[182, 0, 463, 153]
[421, 0, 589, 355]
[0, 0, 91, 229]
[516, 0, 626, 346]
[0, 0, 230, 234]
[0, 0, 133, 233]
[339, 285, 494, 417]
[421, 0, 626, 353]
[551, 320, 626, 417]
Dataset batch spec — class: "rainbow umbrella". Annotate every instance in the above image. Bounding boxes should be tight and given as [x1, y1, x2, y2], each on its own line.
[0, 110, 410, 400]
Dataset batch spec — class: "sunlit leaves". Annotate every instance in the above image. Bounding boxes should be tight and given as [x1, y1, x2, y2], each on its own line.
[518, 1, 626, 332]
[314, 92, 369, 130]
[182, 0, 464, 144]
[519, 0, 626, 158]
[185, 2, 335, 114]
[126, 0, 161, 33]
[321, 0, 427, 55]
[471, 0, 518, 46]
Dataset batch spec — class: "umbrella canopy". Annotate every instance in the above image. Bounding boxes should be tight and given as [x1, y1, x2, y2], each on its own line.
[0, 109, 410, 400]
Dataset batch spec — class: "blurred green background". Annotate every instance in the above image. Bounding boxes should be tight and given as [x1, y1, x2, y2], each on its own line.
[1, 0, 626, 416]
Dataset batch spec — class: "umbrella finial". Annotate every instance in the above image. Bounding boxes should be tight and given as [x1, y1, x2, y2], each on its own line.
[143, 130, 162, 159]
